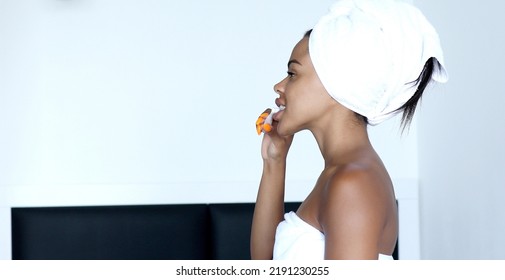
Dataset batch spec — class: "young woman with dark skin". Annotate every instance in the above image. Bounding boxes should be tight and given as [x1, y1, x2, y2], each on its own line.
[249, 0, 448, 259]
[249, 19, 444, 259]
[250, 33, 399, 260]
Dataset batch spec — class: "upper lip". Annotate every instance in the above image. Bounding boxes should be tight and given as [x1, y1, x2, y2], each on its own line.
[275, 98, 285, 109]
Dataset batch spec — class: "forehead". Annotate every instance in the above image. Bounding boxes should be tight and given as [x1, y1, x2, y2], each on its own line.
[289, 37, 309, 63]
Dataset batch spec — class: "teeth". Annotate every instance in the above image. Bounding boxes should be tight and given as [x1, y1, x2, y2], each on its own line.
[279, 105, 286, 110]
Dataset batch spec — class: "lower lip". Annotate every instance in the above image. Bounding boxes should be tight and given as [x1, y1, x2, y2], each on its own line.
[273, 109, 284, 121]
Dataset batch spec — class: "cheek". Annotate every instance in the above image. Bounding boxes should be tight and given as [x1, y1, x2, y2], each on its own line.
[295, 79, 329, 110]
[281, 76, 330, 127]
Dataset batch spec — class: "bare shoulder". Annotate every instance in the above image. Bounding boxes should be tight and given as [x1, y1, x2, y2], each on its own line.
[318, 164, 394, 259]
[320, 164, 387, 218]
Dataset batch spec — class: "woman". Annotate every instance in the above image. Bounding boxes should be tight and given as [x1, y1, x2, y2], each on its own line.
[251, 0, 447, 260]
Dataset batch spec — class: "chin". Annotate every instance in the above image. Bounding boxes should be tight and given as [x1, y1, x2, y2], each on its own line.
[276, 124, 288, 136]
[277, 123, 297, 137]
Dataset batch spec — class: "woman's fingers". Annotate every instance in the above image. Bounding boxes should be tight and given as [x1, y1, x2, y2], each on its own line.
[256, 109, 272, 135]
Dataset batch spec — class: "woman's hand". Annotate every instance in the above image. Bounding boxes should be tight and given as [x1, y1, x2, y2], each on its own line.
[258, 109, 294, 162]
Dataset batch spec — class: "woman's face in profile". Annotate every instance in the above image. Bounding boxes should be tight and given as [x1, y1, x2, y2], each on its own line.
[273, 37, 335, 136]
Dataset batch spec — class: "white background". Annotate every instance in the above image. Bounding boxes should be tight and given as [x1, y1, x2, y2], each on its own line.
[416, 0, 505, 259]
[1, 0, 503, 259]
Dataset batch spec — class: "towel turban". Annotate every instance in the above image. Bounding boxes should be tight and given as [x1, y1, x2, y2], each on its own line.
[309, 0, 448, 125]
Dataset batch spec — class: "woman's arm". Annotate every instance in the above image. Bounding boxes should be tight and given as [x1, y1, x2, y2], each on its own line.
[250, 112, 294, 260]
[250, 160, 287, 260]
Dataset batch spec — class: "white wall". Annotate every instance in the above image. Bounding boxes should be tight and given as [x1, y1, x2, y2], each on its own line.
[416, 0, 505, 259]
[0, 0, 327, 188]
[0, 0, 420, 259]
[0, 0, 418, 202]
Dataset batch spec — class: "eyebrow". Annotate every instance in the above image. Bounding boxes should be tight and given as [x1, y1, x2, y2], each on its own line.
[287, 59, 302, 68]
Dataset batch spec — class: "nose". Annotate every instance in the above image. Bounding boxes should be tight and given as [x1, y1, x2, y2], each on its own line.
[273, 77, 287, 96]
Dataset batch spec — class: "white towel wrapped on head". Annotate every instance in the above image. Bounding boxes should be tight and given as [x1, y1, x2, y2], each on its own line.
[309, 0, 448, 125]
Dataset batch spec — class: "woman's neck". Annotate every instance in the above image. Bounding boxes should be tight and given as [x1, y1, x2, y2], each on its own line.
[310, 113, 373, 168]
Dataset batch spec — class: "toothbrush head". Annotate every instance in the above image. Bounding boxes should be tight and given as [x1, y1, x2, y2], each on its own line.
[255, 107, 280, 135]
[256, 111, 270, 135]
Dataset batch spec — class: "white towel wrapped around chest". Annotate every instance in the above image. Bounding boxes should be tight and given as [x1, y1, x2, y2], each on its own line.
[273, 211, 393, 260]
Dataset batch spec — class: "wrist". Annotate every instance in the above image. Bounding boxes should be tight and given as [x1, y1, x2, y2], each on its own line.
[263, 158, 287, 173]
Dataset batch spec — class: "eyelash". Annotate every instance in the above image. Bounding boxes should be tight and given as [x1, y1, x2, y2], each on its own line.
[287, 71, 295, 77]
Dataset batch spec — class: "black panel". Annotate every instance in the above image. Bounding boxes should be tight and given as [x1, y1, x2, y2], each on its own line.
[208, 203, 254, 260]
[11, 201, 397, 260]
[12, 204, 210, 260]
[208, 202, 302, 260]
[393, 239, 399, 260]
[284, 202, 302, 213]
[393, 200, 399, 260]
